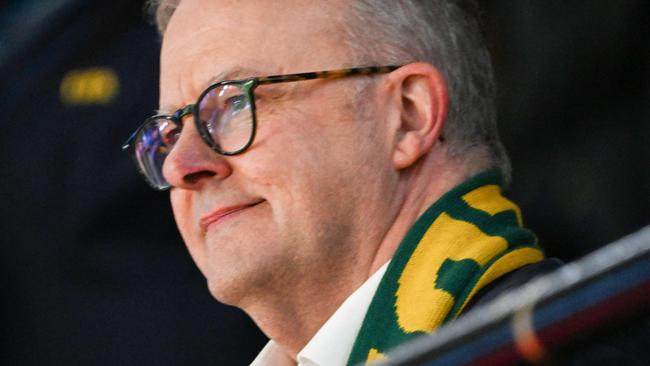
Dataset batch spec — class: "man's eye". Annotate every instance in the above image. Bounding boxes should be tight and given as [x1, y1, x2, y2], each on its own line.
[224, 94, 248, 112]
[161, 126, 181, 145]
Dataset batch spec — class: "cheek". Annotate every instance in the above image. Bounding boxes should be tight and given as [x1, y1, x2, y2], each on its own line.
[240, 91, 389, 212]
[241, 111, 320, 186]
[170, 190, 207, 271]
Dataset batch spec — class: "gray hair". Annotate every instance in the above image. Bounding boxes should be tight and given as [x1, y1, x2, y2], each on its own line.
[148, 0, 511, 183]
[344, 1, 510, 183]
[147, 0, 179, 35]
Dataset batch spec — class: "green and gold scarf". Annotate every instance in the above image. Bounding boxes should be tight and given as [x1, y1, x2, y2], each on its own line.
[347, 171, 544, 365]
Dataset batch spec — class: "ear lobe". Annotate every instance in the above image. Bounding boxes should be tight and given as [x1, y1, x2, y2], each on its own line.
[390, 63, 448, 170]
[393, 131, 425, 169]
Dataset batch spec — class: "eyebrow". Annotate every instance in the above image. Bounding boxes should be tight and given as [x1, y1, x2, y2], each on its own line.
[158, 66, 267, 115]
[205, 66, 265, 86]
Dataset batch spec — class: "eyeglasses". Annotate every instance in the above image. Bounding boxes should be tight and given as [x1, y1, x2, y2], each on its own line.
[122, 65, 401, 190]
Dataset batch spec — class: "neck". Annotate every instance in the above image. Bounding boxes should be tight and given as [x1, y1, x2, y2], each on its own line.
[243, 154, 480, 359]
[242, 262, 366, 359]
[368, 156, 473, 275]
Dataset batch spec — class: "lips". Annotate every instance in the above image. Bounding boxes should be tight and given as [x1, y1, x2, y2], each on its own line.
[199, 200, 264, 232]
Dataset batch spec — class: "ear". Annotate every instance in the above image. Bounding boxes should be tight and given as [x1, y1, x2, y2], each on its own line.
[388, 62, 449, 170]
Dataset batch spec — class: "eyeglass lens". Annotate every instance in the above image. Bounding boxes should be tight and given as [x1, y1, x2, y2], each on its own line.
[133, 117, 179, 189]
[134, 82, 254, 189]
[197, 83, 254, 154]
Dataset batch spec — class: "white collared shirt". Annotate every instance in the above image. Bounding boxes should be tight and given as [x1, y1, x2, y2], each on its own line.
[250, 262, 390, 366]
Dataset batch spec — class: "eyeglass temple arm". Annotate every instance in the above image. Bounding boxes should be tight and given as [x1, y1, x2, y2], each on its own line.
[256, 65, 401, 86]
[122, 131, 137, 150]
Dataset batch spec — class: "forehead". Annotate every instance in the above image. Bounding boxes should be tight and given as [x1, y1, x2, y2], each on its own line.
[160, 0, 351, 108]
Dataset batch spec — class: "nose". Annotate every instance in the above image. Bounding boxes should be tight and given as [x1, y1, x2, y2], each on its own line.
[162, 117, 232, 189]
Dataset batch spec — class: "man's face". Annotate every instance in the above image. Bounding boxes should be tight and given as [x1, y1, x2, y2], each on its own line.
[160, 0, 398, 307]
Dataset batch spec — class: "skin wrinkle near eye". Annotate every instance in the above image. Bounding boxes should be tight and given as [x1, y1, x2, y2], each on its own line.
[252, 94, 294, 143]
[257, 75, 352, 131]
[253, 80, 315, 128]
[253, 79, 348, 155]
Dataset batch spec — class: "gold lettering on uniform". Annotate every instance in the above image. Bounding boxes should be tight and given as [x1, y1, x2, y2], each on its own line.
[60, 67, 119, 105]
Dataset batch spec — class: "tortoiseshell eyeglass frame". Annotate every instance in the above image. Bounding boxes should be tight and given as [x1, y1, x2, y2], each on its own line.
[122, 65, 402, 190]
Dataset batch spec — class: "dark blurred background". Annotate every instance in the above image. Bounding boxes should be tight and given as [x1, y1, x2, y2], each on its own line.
[482, 0, 649, 261]
[0, 0, 647, 365]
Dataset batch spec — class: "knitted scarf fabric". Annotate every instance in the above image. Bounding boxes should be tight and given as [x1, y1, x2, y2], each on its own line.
[347, 171, 544, 365]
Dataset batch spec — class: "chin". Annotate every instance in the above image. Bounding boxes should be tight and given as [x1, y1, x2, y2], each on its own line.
[206, 274, 247, 306]
[204, 257, 275, 308]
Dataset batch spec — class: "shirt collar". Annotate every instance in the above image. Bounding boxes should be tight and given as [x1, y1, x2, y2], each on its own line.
[250, 261, 390, 366]
[250, 340, 294, 366]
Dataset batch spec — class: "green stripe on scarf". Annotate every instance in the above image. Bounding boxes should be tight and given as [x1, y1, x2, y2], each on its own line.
[347, 171, 544, 365]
